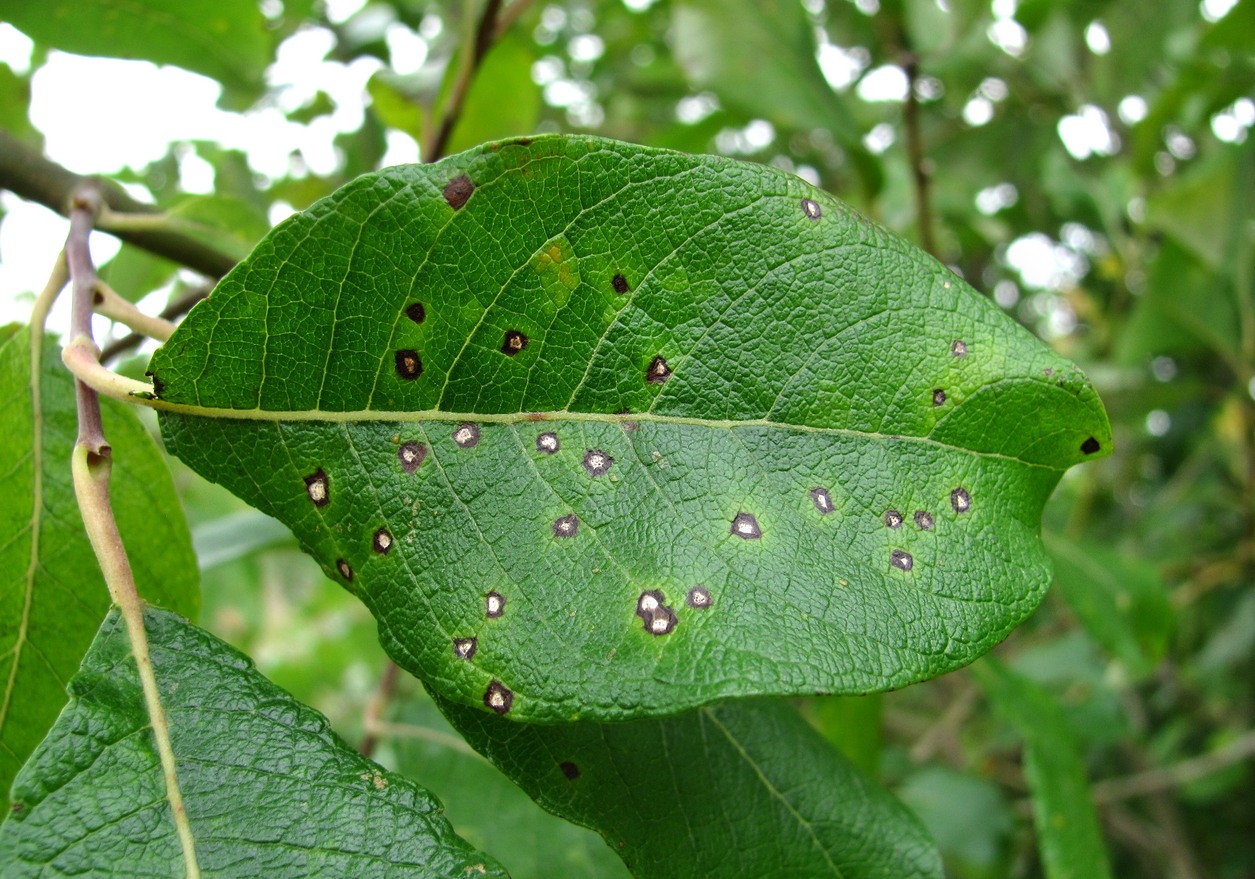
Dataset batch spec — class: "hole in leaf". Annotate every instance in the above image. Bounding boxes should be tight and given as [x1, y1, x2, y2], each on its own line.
[932, 389, 946, 406]
[560, 761, 581, 780]
[810, 487, 834, 514]
[951, 487, 971, 514]
[453, 423, 480, 449]
[731, 512, 761, 540]
[612, 273, 629, 294]
[453, 637, 477, 660]
[884, 509, 903, 529]
[582, 449, 614, 477]
[1081, 436, 1101, 455]
[501, 330, 529, 356]
[486, 591, 505, 618]
[395, 349, 422, 380]
[398, 441, 427, 474]
[304, 469, 329, 507]
[484, 680, 513, 714]
[951, 339, 968, 358]
[444, 174, 474, 210]
[686, 586, 712, 609]
[890, 549, 913, 572]
[801, 198, 822, 219]
[372, 528, 393, 554]
[646, 355, 671, 384]
[536, 432, 560, 454]
[405, 302, 426, 323]
[914, 510, 934, 531]
[553, 514, 579, 538]
[636, 590, 678, 635]
[336, 558, 354, 581]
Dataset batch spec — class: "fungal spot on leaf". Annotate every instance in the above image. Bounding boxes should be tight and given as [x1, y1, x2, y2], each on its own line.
[398, 441, 427, 474]
[951, 339, 968, 358]
[612, 273, 629, 294]
[1081, 436, 1101, 455]
[914, 510, 934, 531]
[443, 174, 474, 210]
[582, 449, 614, 477]
[372, 528, 393, 555]
[951, 487, 971, 514]
[932, 389, 947, 406]
[890, 549, 914, 572]
[731, 512, 762, 540]
[501, 330, 529, 356]
[646, 355, 672, 384]
[686, 586, 712, 609]
[453, 423, 480, 448]
[636, 590, 678, 635]
[484, 680, 513, 715]
[536, 432, 560, 454]
[801, 198, 822, 220]
[553, 514, 580, 538]
[810, 487, 834, 514]
[395, 349, 422, 379]
[146, 371, 165, 398]
[405, 302, 426, 323]
[485, 591, 505, 618]
[336, 558, 354, 581]
[453, 637, 477, 660]
[560, 761, 581, 780]
[884, 509, 903, 529]
[304, 469, 329, 507]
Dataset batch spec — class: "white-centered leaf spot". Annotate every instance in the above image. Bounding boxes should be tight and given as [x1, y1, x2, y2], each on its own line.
[485, 591, 505, 618]
[536, 432, 560, 454]
[582, 449, 614, 477]
[304, 469, 329, 507]
[914, 510, 934, 531]
[890, 549, 914, 572]
[398, 441, 427, 474]
[801, 198, 822, 219]
[884, 509, 903, 529]
[635, 590, 678, 635]
[453, 637, 477, 660]
[951, 339, 968, 357]
[933, 388, 947, 406]
[646, 355, 671, 384]
[553, 514, 579, 537]
[453, 423, 480, 448]
[686, 586, 712, 609]
[484, 680, 513, 714]
[810, 487, 834, 514]
[731, 512, 762, 539]
[372, 528, 393, 554]
[951, 487, 971, 513]
[336, 558, 354, 581]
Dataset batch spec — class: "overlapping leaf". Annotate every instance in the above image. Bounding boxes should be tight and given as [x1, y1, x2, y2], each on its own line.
[0, 606, 506, 878]
[150, 135, 1110, 721]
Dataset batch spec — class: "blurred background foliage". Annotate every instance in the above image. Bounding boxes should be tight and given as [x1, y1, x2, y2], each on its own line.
[1, 0, 1252, 876]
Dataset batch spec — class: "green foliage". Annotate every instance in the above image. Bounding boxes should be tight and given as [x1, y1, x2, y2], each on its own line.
[0, 606, 506, 878]
[0, 326, 199, 813]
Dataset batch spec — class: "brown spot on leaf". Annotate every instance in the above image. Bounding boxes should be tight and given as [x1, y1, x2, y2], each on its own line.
[1081, 436, 1101, 455]
[560, 761, 581, 780]
[612, 273, 629, 294]
[646, 355, 671, 384]
[932, 389, 946, 406]
[405, 302, 426, 323]
[304, 469, 329, 507]
[398, 441, 427, 474]
[501, 330, 529, 356]
[395, 349, 422, 379]
[443, 174, 474, 210]
[484, 680, 513, 714]
[914, 510, 934, 531]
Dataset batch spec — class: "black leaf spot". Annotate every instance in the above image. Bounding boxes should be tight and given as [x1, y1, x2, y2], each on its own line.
[405, 302, 426, 323]
[951, 487, 971, 514]
[501, 330, 529, 356]
[443, 174, 474, 210]
[304, 469, 329, 507]
[914, 510, 934, 531]
[646, 355, 671, 384]
[951, 339, 968, 358]
[336, 558, 354, 581]
[553, 514, 579, 538]
[536, 432, 560, 454]
[731, 512, 762, 540]
[890, 549, 913, 572]
[636, 590, 678, 635]
[453, 637, 477, 660]
[932, 388, 946, 406]
[398, 441, 427, 474]
[1081, 436, 1101, 455]
[146, 371, 165, 397]
[484, 680, 513, 714]
[395, 349, 422, 380]
[372, 528, 393, 554]
[453, 423, 480, 449]
[612, 273, 629, 294]
[686, 586, 712, 609]
[801, 198, 822, 219]
[884, 509, 903, 529]
[582, 449, 614, 477]
[486, 591, 505, 618]
[809, 487, 834, 514]
[560, 761, 581, 780]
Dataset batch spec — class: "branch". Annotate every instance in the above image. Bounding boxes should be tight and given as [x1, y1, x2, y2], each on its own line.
[0, 128, 237, 280]
[64, 189, 201, 878]
[423, 0, 505, 163]
[99, 284, 211, 364]
[901, 54, 938, 258]
[1092, 728, 1255, 803]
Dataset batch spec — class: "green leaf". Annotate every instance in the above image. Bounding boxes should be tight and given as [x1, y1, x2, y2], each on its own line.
[0, 606, 507, 878]
[5, 0, 272, 105]
[0, 326, 199, 813]
[973, 660, 1114, 879]
[435, 693, 944, 879]
[150, 135, 1110, 722]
